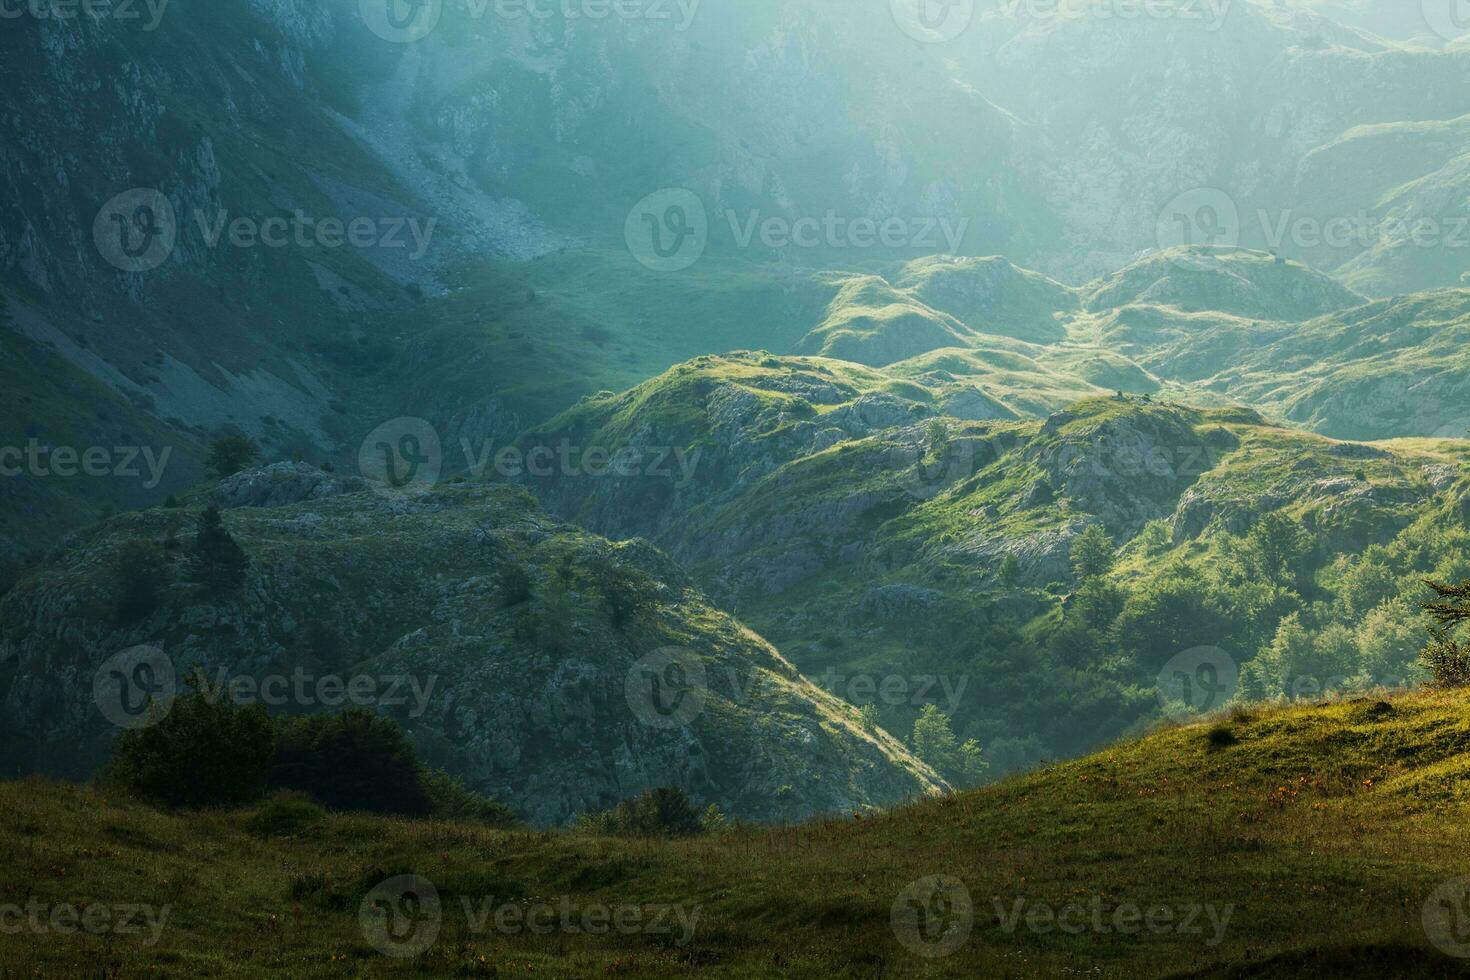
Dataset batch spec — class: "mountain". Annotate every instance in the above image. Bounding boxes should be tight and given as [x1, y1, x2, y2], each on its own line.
[513, 353, 1470, 767]
[5, 0, 1470, 558]
[8, 686, 1470, 975]
[0, 466, 943, 824]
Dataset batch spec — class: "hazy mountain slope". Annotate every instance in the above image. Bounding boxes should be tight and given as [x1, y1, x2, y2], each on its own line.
[354, 0, 1029, 263]
[0, 469, 944, 823]
[1180, 289, 1470, 439]
[893, 255, 1078, 343]
[1295, 0, 1462, 48]
[11, 688, 1470, 976]
[0, 303, 204, 552]
[794, 276, 979, 366]
[961, 1, 1470, 287]
[0, 1, 471, 551]
[1080, 247, 1367, 321]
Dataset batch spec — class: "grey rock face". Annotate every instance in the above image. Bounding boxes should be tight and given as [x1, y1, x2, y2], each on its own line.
[0, 478, 944, 825]
[208, 462, 369, 509]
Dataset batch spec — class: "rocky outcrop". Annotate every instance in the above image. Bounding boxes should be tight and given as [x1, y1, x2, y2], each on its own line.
[0, 478, 945, 825]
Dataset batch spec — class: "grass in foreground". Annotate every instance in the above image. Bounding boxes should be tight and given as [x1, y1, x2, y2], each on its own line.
[7, 691, 1470, 977]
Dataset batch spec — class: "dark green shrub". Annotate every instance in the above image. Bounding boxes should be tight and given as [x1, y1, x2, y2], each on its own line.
[270, 709, 432, 816]
[112, 540, 167, 625]
[106, 690, 275, 809]
[1423, 580, 1470, 687]
[246, 793, 325, 837]
[206, 433, 260, 479]
[597, 562, 660, 631]
[1205, 725, 1238, 749]
[499, 565, 533, 607]
[578, 786, 703, 838]
[420, 768, 517, 826]
[190, 505, 249, 593]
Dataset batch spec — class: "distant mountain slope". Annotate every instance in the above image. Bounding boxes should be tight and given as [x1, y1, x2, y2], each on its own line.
[1180, 289, 1470, 439]
[893, 256, 1078, 343]
[1081, 247, 1367, 321]
[795, 277, 979, 366]
[0, 469, 944, 824]
[962, 0, 1470, 287]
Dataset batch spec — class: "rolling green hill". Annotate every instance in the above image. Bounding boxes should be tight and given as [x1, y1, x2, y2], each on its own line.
[7, 688, 1470, 976]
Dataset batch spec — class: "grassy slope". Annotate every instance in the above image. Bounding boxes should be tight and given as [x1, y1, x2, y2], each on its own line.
[7, 690, 1470, 976]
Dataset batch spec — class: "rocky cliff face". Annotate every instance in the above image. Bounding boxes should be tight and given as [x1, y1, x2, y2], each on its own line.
[0, 466, 945, 824]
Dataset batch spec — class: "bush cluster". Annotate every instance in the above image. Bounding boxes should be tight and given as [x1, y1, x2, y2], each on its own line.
[106, 694, 513, 825]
